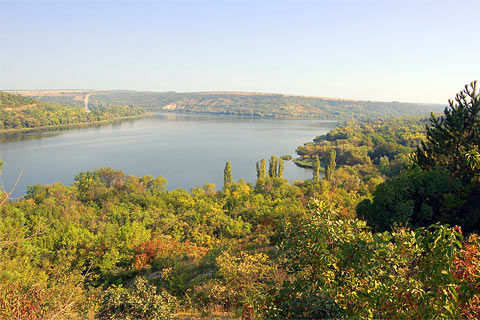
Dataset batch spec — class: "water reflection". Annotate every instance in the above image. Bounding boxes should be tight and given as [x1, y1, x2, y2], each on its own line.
[1, 131, 62, 143]
[0, 117, 142, 143]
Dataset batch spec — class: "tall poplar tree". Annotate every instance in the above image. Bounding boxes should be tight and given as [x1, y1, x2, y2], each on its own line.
[0, 158, 3, 194]
[312, 155, 320, 182]
[260, 159, 266, 178]
[324, 150, 336, 181]
[223, 161, 233, 190]
[278, 158, 284, 178]
[269, 156, 278, 178]
[256, 159, 266, 179]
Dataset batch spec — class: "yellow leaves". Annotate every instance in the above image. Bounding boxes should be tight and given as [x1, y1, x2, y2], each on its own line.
[161, 267, 172, 280]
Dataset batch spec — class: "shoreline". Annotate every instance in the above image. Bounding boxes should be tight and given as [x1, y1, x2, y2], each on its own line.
[0, 112, 338, 134]
[156, 109, 341, 121]
[0, 113, 153, 134]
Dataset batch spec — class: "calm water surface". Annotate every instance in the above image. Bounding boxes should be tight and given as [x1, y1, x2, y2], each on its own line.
[0, 114, 337, 198]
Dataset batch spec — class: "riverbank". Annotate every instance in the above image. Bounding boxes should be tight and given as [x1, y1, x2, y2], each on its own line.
[0, 113, 152, 134]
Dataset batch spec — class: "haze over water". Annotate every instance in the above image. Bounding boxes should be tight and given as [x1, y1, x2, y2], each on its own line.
[0, 113, 337, 198]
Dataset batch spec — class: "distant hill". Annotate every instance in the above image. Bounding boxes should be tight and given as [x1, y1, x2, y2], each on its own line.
[0, 91, 143, 132]
[7, 90, 445, 119]
[0, 91, 38, 107]
[3, 90, 89, 106]
[93, 91, 445, 119]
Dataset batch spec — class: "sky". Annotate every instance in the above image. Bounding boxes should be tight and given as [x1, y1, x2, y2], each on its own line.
[0, 0, 479, 104]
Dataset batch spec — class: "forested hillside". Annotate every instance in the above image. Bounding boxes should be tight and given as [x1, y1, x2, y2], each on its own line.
[0, 82, 478, 319]
[15, 90, 444, 119]
[0, 92, 144, 132]
[294, 116, 429, 192]
[95, 91, 445, 119]
[0, 92, 37, 107]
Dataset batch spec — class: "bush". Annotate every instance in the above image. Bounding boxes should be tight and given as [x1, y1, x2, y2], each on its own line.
[96, 277, 177, 320]
[267, 199, 478, 319]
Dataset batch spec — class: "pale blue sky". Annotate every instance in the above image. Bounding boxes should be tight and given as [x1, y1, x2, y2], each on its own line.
[0, 0, 478, 103]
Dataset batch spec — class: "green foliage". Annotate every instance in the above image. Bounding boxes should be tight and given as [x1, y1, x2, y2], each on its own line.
[0, 84, 477, 318]
[255, 159, 266, 180]
[324, 149, 336, 181]
[0, 91, 143, 132]
[0, 91, 37, 107]
[415, 81, 480, 183]
[0, 158, 477, 318]
[465, 150, 480, 170]
[360, 83, 480, 234]
[1, 164, 315, 316]
[194, 251, 278, 318]
[268, 156, 278, 178]
[296, 116, 427, 194]
[464, 150, 480, 183]
[269, 201, 475, 319]
[312, 154, 320, 182]
[356, 167, 480, 232]
[96, 277, 176, 320]
[223, 161, 233, 191]
[277, 158, 284, 178]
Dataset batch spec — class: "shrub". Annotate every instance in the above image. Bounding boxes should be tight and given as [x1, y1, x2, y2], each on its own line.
[96, 277, 177, 320]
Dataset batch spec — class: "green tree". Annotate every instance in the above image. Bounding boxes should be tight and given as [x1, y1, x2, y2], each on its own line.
[0, 158, 3, 195]
[356, 167, 464, 232]
[278, 158, 284, 178]
[269, 156, 278, 178]
[324, 150, 336, 181]
[223, 161, 233, 191]
[357, 83, 480, 233]
[378, 156, 390, 176]
[312, 155, 320, 182]
[256, 161, 260, 179]
[415, 81, 479, 182]
[260, 158, 266, 178]
[256, 159, 266, 179]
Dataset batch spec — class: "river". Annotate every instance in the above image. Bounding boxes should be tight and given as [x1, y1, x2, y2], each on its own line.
[0, 113, 337, 198]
